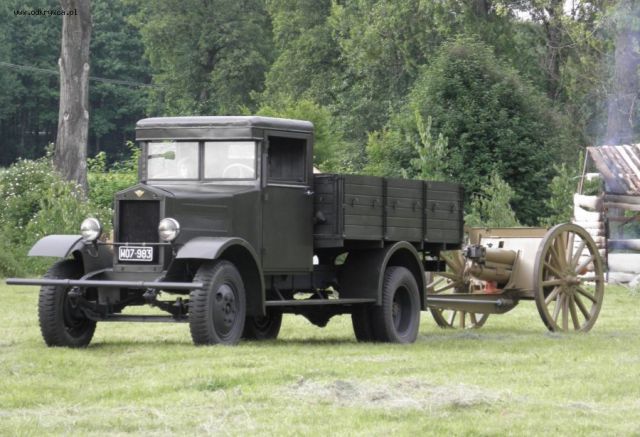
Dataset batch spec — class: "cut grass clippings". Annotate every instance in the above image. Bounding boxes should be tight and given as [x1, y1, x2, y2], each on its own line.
[1, 282, 640, 435]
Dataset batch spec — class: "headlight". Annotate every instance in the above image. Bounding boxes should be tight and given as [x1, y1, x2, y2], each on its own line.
[80, 218, 102, 242]
[158, 218, 180, 242]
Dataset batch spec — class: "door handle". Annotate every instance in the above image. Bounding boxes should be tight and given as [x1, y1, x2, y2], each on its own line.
[304, 189, 314, 196]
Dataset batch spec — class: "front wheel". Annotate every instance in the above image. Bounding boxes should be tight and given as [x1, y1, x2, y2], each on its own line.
[370, 266, 421, 343]
[189, 260, 247, 345]
[38, 259, 96, 348]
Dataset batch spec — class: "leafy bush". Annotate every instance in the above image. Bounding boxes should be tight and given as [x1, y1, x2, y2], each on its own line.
[366, 37, 581, 225]
[464, 172, 520, 228]
[0, 157, 110, 276]
[87, 142, 139, 211]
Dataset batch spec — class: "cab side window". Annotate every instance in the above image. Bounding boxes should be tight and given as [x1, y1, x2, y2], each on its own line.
[267, 136, 306, 184]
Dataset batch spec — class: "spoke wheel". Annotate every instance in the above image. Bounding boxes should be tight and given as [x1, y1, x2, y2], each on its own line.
[534, 223, 604, 332]
[428, 251, 489, 329]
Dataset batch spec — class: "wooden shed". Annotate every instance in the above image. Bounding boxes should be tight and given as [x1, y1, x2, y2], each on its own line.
[575, 145, 640, 282]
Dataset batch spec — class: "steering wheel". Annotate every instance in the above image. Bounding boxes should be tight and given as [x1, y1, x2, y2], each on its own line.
[222, 163, 254, 178]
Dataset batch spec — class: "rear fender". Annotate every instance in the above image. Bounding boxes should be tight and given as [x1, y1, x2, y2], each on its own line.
[172, 237, 265, 316]
[339, 242, 426, 308]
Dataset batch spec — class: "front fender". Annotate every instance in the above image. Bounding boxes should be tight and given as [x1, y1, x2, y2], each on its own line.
[175, 236, 258, 262]
[28, 235, 84, 258]
[28, 234, 114, 274]
[174, 237, 265, 316]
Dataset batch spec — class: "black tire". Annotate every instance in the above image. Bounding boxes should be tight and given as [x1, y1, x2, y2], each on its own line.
[351, 305, 375, 342]
[243, 310, 283, 340]
[189, 260, 246, 345]
[370, 266, 420, 344]
[38, 259, 96, 348]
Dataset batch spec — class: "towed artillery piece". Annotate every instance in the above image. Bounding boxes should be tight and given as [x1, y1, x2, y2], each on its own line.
[427, 225, 605, 332]
[6, 116, 605, 347]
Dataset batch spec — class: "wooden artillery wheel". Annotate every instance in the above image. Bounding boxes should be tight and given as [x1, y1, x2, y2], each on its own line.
[534, 223, 605, 332]
[428, 251, 490, 329]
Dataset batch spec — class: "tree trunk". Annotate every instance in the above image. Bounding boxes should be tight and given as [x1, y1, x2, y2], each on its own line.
[606, 0, 640, 145]
[54, 0, 91, 196]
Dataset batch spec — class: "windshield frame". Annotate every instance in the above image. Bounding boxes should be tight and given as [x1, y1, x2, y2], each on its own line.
[143, 140, 260, 183]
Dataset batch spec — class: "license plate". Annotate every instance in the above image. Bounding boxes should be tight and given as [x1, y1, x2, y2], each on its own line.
[118, 246, 153, 262]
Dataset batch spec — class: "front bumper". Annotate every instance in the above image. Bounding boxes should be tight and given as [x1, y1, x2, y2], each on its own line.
[5, 277, 203, 290]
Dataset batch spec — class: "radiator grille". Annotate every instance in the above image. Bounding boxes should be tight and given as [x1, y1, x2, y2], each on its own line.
[118, 200, 160, 243]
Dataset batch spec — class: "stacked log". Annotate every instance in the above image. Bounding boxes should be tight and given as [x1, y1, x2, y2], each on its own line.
[572, 194, 606, 273]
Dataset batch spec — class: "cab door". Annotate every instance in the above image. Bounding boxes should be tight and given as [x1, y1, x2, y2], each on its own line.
[261, 133, 313, 273]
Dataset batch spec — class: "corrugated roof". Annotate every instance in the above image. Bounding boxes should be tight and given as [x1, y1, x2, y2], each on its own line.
[587, 145, 640, 195]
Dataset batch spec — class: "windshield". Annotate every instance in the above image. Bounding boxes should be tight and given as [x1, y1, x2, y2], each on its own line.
[204, 141, 256, 179]
[147, 141, 198, 179]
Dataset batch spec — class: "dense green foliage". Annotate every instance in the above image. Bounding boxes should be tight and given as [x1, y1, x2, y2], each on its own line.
[0, 155, 112, 276]
[2, 0, 639, 227]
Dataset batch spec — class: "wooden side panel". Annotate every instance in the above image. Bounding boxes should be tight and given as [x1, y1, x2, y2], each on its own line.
[425, 181, 463, 244]
[385, 178, 423, 242]
[343, 175, 384, 240]
[313, 174, 341, 239]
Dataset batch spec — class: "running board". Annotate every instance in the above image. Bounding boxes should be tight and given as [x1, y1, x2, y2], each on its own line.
[92, 315, 188, 323]
[5, 278, 203, 290]
[265, 298, 375, 307]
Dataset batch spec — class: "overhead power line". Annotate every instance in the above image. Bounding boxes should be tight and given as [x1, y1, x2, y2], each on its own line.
[0, 61, 158, 88]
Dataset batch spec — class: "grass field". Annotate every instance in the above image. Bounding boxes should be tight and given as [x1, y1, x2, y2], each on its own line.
[1, 282, 640, 436]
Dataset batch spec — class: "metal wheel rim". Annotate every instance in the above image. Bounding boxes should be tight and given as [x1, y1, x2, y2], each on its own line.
[534, 223, 605, 332]
[392, 286, 412, 334]
[212, 283, 239, 339]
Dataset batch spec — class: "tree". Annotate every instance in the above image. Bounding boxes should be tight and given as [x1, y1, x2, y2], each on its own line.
[131, 0, 273, 115]
[366, 38, 579, 224]
[54, 0, 92, 194]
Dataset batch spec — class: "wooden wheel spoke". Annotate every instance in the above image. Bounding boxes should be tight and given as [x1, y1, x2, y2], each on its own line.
[571, 240, 586, 269]
[448, 311, 457, 326]
[543, 261, 564, 278]
[542, 279, 564, 287]
[567, 232, 575, 264]
[548, 243, 565, 270]
[555, 234, 568, 268]
[552, 294, 563, 322]
[574, 294, 591, 320]
[470, 313, 478, 325]
[562, 293, 569, 331]
[576, 286, 597, 303]
[576, 255, 594, 274]
[569, 295, 581, 330]
[460, 311, 466, 329]
[544, 287, 561, 305]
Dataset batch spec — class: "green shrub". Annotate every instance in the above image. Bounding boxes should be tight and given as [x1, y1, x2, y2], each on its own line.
[88, 143, 139, 211]
[0, 157, 111, 276]
[464, 172, 520, 228]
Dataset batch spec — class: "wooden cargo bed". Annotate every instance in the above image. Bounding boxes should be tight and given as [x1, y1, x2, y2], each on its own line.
[313, 174, 463, 249]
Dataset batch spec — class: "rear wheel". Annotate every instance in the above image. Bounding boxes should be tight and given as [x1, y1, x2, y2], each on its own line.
[370, 266, 420, 343]
[243, 310, 282, 340]
[189, 260, 246, 345]
[38, 259, 96, 348]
